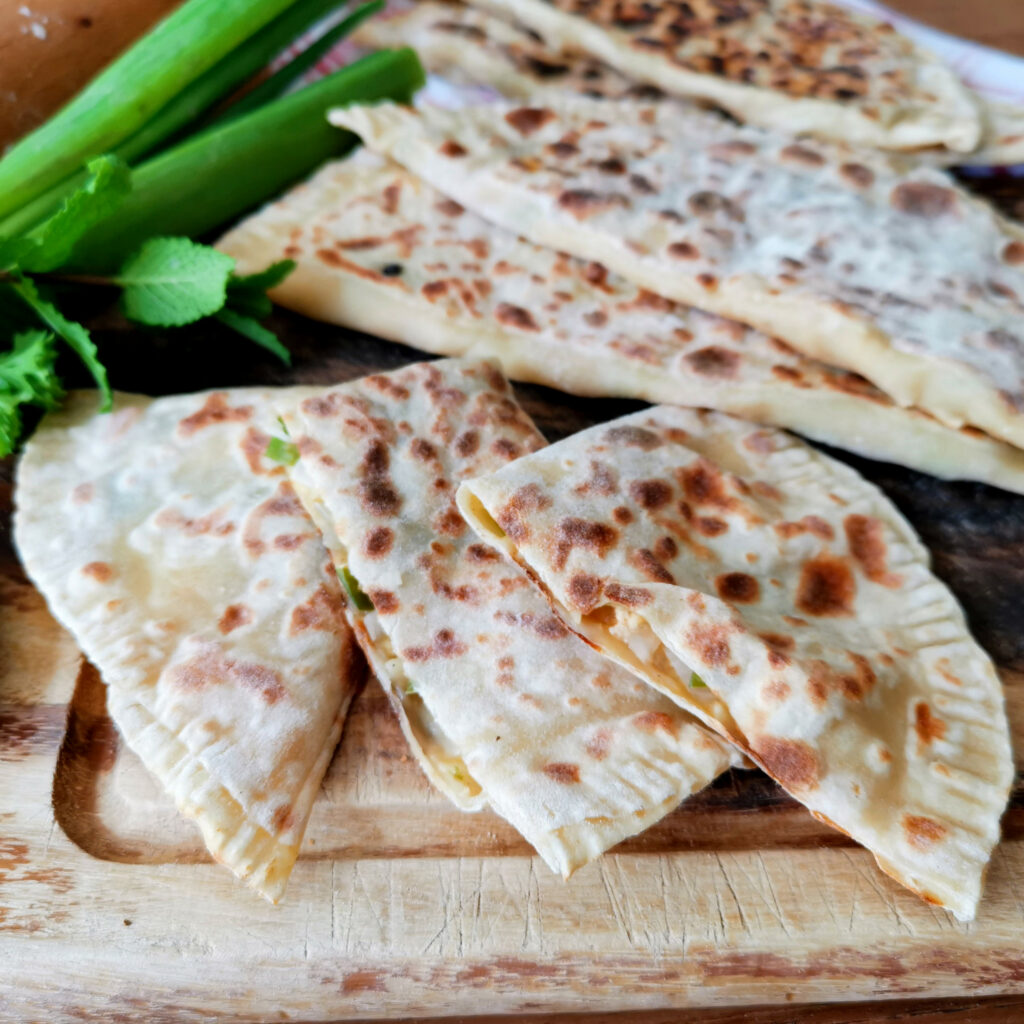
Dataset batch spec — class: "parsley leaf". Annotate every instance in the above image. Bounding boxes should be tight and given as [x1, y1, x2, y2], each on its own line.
[0, 331, 63, 457]
[117, 237, 235, 327]
[20, 156, 131, 274]
[8, 275, 111, 410]
[216, 307, 290, 365]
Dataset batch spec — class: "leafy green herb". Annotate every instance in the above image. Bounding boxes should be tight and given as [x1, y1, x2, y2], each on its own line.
[0, 331, 63, 457]
[217, 309, 292, 364]
[265, 436, 299, 466]
[404, 680, 417, 696]
[689, 672, 708, 688]
[117, 237, 236, 327]
[338, 566, 374, 612]
[19, 157, 131, 274]
[8, 276, 111, 409]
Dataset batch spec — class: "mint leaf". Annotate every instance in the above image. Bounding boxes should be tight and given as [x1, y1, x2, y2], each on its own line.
[117, 237, 235, 327]
[0, 330, 63, 456]
[21, 156, 131, 273]
[9, 275, 111, 410]
[216, 308, 291, 365]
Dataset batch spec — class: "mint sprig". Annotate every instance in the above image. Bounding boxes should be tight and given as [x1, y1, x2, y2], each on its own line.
[0, 331, 64, 456]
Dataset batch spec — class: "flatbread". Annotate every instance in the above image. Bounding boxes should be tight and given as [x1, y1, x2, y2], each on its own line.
[276, 358, 735, 876]
[954, 101, 1024, 168]
[457, 406, 1013, 920]
[330, 98, 1024, 450]
[219, 150, 1024, 494]
[464, 0, 981, 151]
[353, 1, 670, 102]
[14, 389, 359, 901]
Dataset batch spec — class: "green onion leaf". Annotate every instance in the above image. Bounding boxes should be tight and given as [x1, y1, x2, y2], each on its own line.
[404, 680, 417, 695]
[689, 672, 708, 688]
[338, 566, 374, 612]
[265, 436, 299, 466]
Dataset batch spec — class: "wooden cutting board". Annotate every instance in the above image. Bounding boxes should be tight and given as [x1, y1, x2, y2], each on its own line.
[3, 214, 1024, 1018]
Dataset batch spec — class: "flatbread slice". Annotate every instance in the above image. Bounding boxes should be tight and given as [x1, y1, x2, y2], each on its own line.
[463, 0, 980, 151]
[276, 358, 735, 876]
[457, 406, 1013, 920]
[353, 1, 670, 102]
[219, 150, 1024, 494]
[331, 98, 1024, 449]
[14, 389, 359, 901]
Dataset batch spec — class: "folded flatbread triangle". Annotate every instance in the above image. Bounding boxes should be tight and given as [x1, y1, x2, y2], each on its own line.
[330, 98, 1024, 450]
[276, 358, 735, 875]
[464, 0, 981, 151]
[218, 150, 1024, 495]
[15, 389, 360, 901]
[457, 405, 1013, 920]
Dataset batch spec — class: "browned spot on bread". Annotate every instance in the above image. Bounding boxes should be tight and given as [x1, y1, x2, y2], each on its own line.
[363, 375, 410, 401]
[454, 430, 480, 458]
[158, 506, 235, 540]
[760, 632, 794, 653]
[440, 139, 467, 157]
[775, 515, 835, 541]
[839, 162, 875, 188]
[1003, 241, 1024, 266]
[630, 547, 676, 583]
[716, 572, 760, 603]
[172, 648, 286, 705]
[368, 590, 399, 614]
[654, 535, 679, 561]
[495, 303, 540, 331]
[548, 139, 580, 158]
[669, 241, 700, 259]
[844, 514, 901, 586]
[764, 680, 791, 702]
[685, 346, 740, 378]
[605, 583, 652, 607]
[498, 483, 551, 542]
[688, 190, 743, 219]
[915, 702, 946, 748]
[291, 584, 342, 635]
[552, 518, 619, 571]
[903, 814, 947, 850]
[432, 504, 466, 538]
[178, 393, 252, 435]
[72, 482, 94, 503]
[365, 526, 394, 558]
[686, 622, 732, 668]
[753, 736, 821, 791]
[891, 183, 956, 218]
[543, 762, 581, 784]
[780, 143, 825, 167]
[82, 561, 114, 582]
[359, 440, 401, 519]
[272, 804, 294, 834]
[612, 505, 634, 525]
[695, 516, 728, 537]
[557, 189, 628, 219]
[576, 460, 619, 497]
[796, 555, 855, 617]
[466, 543, 501, 563]
[218, 604, 252, 634]
[437, 197, 464, 217]
[506, 107, 555, 134]
[585, 730, 611, 761]
[629, 478, 674, 510]
[634, 711, 679, 737]
[709, 140, 757, 160]
[403, 629, 468, 662]
[567, 571, 604, 612]
[274, 533, 306, 551]
[679, 459, 733, 511]
[605, 424, 661, 449]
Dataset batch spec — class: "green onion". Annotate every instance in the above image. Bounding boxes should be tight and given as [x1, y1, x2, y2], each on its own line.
[65, 48, 424, 272]
[265, 437, 299, 465]
[404, 680, 417, 695]
[0, 0, 306, 221]
[221, 0, 386, 123]
[338, 566, 374, 612]
[689, 672, 708, 688]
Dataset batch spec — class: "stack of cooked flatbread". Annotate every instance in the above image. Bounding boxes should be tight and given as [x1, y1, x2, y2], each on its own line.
[220, 0, 1024, 494]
